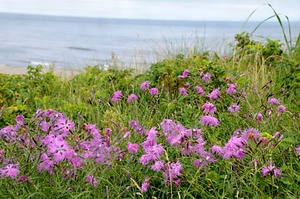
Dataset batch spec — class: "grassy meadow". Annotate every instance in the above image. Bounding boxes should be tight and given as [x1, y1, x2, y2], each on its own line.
[0, 21, 300, 198]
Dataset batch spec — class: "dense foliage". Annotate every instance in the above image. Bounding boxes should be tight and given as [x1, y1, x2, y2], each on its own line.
[0, 32, 299, 198]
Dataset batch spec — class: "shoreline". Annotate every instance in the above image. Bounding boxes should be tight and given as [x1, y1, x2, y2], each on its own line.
[0, 64, 79, 79]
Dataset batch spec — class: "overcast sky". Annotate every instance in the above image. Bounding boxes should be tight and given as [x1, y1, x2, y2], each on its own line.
[0, 0, 299, 21]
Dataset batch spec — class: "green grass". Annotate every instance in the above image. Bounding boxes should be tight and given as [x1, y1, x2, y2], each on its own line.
[0, 24, 300, 198]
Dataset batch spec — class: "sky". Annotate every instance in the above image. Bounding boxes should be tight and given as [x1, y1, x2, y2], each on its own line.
[0, 0, 299, 21]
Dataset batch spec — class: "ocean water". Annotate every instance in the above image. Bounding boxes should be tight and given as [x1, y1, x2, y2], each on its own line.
[0, 12, 299, 70]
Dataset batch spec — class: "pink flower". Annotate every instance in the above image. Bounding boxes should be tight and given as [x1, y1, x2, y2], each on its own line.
[202, 102, 217, 115]
[163, 161, 182, 185]
[296, 146, 300, 156]
[276, 105, 286, 113]
[179, 87, 188, 96]
[272, 132, 280, 139]
[0, 163, 20, 179]
[178, 69, 189, 79]
[241, 128, 260, 141]
[129, 120, 146, 135]
[268, 98, 280, 105]
[86, 174, 98, 187]
[14, 115, 25, 130]
[228, 103, 240, 113]
[261, 162, 281, 178]
[140, 81, 151, 90]
[184, 82, 190, 88]
[140, 131, 164, 165]
[127, 142, 139, 154]
[202, 73, 211, 82]
[0, 126, 17, 143]
[15, 115, 25, 125]
[256, 113, 263, 121]
[66, 150, 83, 169]
[182, 69, 189, 76]
[127, 94, 138, 102]
[17, 175, 29, 183]
[139, 144, 164, 165]
[207, 88, 219, 100]
[160, 119, 177, 135]
[141, 178, 150, 192]
[220, 136, 248, 160]
[53, 118, 75, 137]
[151, 161, 164, 171]
[111, 90, 123, 102]
[200, 115, 219, 127]
[211, 145, 223, 156]
[273, 168, 281, 178]
[123, 131, 130, 138]
[47, 139, 70, 162]
[40, 121, 51, 132]
[37, 153, 54, 174]
[149, 88, 159, 95]
[226, 84, 236, 95]
[195, 86, 204, 96]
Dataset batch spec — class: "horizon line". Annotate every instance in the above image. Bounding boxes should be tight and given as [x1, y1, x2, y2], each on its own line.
[1, 11, 299, 23]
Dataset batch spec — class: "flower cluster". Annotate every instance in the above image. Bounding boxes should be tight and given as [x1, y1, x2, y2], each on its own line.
[261, 161, 281, 178]
[0, 109, 128, 185]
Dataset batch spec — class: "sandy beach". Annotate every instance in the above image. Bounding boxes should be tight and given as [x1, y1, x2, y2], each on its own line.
[0, 64, 79, 79]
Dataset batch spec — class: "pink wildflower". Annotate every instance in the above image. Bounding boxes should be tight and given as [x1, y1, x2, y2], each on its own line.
[0, 126, 17, 143]
[163, 161, 182, 185]
[202, 102, 217, 115]
[123, 131, 130, 138]
[17, 175, 29, 183]
[268, 98, 280, 105]
[14, 115, 25, 130]
[179, 87, 188, 96]
[178, 69, 189, 79]
[140, 81, 151, 90]
[160, 119, 177, 135]
[256, 112, 263, 121]
[211, 145, 223, 156]
[151, 161, 164, 171]
[276, 105, 286, 113]
[127, 94, 138, 102]
[202, 73, 211, 82]
[53, 118, 75, 137]
[37, 153, 55, 174]
[129, 120, 146, 135]
[296, 146, 300, 156]
[200, 115, 219, 127]
[86, 174, 98, 187]
[149, 88, 159, 95]
[261, 161, 281, 178]
[228, 103, 240, 113]
[241, 128, 260, 141]
[141, 178, 150, 192]
[221, 136, 248, 160]
[111, 90, 123, 102]
[195, 86, 204, 96]
[47, 139, 70, 162]
[226, 84, 236, 95]
[127, 142, 139, 154]
[184, 82, 190, 88]
[0, 163, 20, 179]
[207, 88, 219, 100]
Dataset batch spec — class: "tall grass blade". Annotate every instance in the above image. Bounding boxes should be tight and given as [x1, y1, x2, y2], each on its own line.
[245, 4, 292, 53]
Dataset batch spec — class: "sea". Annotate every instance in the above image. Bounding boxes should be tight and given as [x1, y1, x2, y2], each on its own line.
[0, 12, 299, 70]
